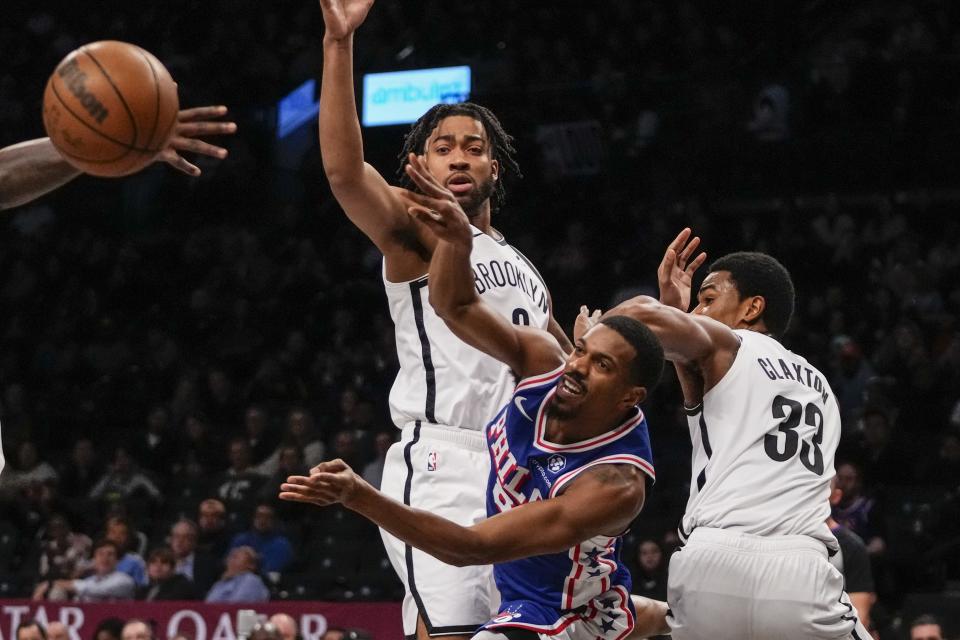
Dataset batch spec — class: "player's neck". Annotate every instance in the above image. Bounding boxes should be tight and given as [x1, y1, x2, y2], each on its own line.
[544, 411, 621, 444]
[466, 202, 494, 236]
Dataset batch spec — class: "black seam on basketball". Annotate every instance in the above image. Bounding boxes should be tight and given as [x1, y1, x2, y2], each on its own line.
[135, 47, 161, 150]
[81, 47, 139, 147]
[50, 80, 155, 153]
[49, 82, 133, 162]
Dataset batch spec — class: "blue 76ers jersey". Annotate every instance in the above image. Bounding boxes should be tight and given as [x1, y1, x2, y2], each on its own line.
[482, 364, 656, 637]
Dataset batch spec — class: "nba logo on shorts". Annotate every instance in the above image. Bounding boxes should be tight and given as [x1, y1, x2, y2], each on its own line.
[547, 454, 566, 473]
[427, 450, 439, 471]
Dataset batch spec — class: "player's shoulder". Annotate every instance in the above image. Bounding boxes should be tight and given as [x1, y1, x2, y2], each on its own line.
[513, 364, 565, 401]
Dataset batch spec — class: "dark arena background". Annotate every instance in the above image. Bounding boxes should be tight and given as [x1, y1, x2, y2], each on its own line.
[1, 1, 960, 639]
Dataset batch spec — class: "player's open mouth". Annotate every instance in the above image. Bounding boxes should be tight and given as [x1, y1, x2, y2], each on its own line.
[557, 375, 585, 398]
[446, 174, 474, 194]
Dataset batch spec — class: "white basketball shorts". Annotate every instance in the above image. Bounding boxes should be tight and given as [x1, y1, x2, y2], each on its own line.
[666, 527, 871, 640]
[380, 422, 498, 638]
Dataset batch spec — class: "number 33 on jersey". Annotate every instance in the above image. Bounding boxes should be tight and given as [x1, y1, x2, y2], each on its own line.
[679, 330, 841, 552]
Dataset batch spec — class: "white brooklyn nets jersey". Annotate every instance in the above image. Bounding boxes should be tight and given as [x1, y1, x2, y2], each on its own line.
[680, 330, 839, 551]
[384, 226, 551, 432]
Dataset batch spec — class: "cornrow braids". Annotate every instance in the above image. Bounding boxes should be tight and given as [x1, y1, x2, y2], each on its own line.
[396, 102, 522, 213]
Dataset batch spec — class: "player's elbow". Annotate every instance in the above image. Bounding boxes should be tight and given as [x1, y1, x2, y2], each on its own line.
[428, 291, 470, 324]
[615, 295, 660, 321]
[323, 166, 362, 193]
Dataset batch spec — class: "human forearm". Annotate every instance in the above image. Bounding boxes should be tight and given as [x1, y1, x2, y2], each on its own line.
[346, 480, 487, 567]
[319, 37, 365, 185]
[608, 296, 698, 361]
[848, 592, 873, 630]
[428, 237, 478, 317]
[0, 138, 81, 210]
[77, 574, 133, 600]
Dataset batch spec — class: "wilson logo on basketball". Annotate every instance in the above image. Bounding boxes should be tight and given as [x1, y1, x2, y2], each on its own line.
[58, 58, 109, 124]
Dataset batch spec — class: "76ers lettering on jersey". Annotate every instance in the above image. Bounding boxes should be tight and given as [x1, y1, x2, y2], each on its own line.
[482, 365, 655, 638]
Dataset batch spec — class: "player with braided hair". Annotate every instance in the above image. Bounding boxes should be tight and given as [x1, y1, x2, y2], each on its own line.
[317, 1, 570, 638]
[395, 102, 522, 216]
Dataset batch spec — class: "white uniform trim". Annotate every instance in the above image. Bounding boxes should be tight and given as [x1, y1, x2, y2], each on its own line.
[533, 392, 646, 454]
[548, 454, 656, 499]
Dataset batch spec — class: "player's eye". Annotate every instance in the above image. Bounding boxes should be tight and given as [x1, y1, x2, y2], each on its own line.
[435, 146, 450, 154]
[468, 147, 482, 154]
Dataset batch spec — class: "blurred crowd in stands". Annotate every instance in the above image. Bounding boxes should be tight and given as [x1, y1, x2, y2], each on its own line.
[1, 1, 960, 639]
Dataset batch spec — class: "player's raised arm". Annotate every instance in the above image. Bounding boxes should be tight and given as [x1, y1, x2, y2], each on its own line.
[403, 153, 563, 379]
[606, 296, 739, 382]
[318, 0, 414, 255]
[281, 458, 644, 566]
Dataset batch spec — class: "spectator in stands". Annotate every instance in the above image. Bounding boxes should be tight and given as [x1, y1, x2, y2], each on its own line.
[102, 515, 147, 586]
[0, 441, 57, 498]
[248, 624, 282, 640]
[129, 405, 178, 479]
[177, 413, 224, 473]
[827, 477, 876, 630]
[138, 547, 198, 600]
[229, 503, 292, 575]
[15, 620, 45, 640]
[330, 430, 362, 470]
[910, 614, 944, 640]
[361, 432, 392, 490]
[121, 620, 153, 640]
[256, 408, 325, 476]
[92, 619, 124, 640]
[268, 614, 298, 640]
[170, 519, 220, 592]
[204, 368, 241, 431]
[244, 406, 277, 466]
[88, 447, 162, 512]
[167, 453, 211, 519]
[830, 336, 874, 425]
[832, 460, 887, 555]
[57, 439, 101, 503]
[256, 446, 306, 515]
[857, 407, 910, 486]
[197, 498, 231, 559]
[214, 439, 265, 523]
[35, 513, 91, 584]
[630, 538, 668, 600]
[919, 429, 960, 487]
[46, 623, 68, 640]
[32, 539, 134, 602]
[205, 545, 269, 602]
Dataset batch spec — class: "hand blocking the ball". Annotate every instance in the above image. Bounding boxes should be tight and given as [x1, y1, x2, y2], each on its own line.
[160, 105, 236, 176]
[43, 40, 235, 178]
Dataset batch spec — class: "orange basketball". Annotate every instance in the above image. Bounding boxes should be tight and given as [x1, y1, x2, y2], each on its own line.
[42, 40, 179, 177]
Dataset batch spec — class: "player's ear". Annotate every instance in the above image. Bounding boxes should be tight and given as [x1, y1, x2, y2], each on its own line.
[491, 159, 499, 181]
[622, 385, 645, 409]
[741, 295, 766, 326]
